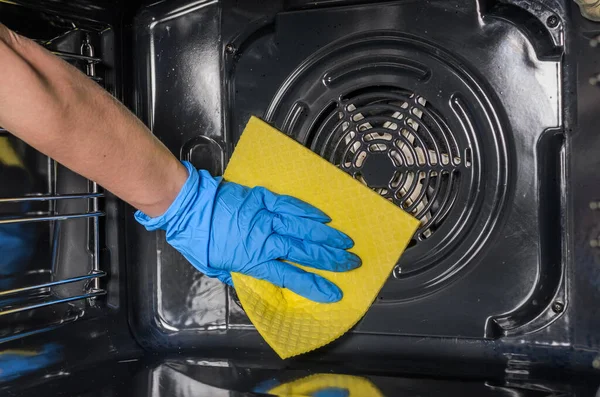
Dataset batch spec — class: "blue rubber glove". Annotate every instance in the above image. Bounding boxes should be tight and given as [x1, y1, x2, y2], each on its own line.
[135, 162, 360, 303]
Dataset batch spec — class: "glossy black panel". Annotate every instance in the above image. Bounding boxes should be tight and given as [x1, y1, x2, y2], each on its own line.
[2, 0, 600, 395]
[129, 0, 581, 362]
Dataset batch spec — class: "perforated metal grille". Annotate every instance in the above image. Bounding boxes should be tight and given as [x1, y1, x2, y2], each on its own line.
[262, 31, 507, 291]
[308, 87, 467, 243]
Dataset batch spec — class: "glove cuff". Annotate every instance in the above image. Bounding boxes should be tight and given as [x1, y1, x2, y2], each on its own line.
[134, 161, 219, 232]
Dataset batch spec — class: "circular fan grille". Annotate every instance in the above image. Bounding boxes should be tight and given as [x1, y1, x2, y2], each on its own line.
[308, 87, 465, 244]
[264, 32, 507, 299]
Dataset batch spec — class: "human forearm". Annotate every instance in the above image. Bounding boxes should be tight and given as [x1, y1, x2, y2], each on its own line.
[0, 24, 186, 217]
[0, 25, 361, 305]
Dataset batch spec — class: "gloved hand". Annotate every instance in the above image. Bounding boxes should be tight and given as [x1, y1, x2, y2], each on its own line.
[135, 162, 360, 303]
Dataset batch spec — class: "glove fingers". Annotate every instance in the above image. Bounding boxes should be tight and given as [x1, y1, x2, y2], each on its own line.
[266, 235, 361, 272]
[273, 213, 354, 249]
[239, 260, 343, 303]
[256, 187, 331, 222]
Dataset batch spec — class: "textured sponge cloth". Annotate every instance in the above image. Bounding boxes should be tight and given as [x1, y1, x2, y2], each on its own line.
[225, 117, 419, 358]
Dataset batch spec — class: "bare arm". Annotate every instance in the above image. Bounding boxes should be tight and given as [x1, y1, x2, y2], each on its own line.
[0, 26, 362, 305]
[0, 24, 187, 217]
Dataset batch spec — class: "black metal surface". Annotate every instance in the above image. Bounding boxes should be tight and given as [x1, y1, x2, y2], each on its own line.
[228, 5, 572, 335]
[2, 0, 600, 395]
[128, 0, 568, 355]
[0, 1, 141, 395]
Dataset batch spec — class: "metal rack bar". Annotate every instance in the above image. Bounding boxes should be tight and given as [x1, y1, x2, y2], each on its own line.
[90, 187, 101, 291]
[81, 34, 103, 292]
[0, 33, 108, 325]
[89, 184, 101, 290]
[0, 211, 104, 224]
[0, 271, 106, 297]
[0, 324, 64, 344]
[0, 193, 103, 203]
[48, 157, 57, 216]
[0, 289, 106, 316]
[52, 50, 101, 64]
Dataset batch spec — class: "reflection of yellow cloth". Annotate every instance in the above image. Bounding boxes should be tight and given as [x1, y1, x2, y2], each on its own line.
[0, 137, 23, 168]
[268, 374, 384, 397]
[226, 117, 419, 359]
[0, 350, 38, 357]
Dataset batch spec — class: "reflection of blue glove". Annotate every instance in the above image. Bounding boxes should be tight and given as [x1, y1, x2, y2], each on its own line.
[0, 223, 35, 277]
[312, 388, 350, 397]
[0, 343, 61, 382]
[136, 162, 360, 303]
[254, 378, 349, 397]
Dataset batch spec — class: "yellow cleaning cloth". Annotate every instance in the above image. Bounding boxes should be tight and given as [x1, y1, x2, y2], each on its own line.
[225, 117, 419, 358]
[267, 374, 384, 397]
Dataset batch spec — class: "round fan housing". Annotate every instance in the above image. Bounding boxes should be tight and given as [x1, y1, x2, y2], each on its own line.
[265, 32, 508, 300]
